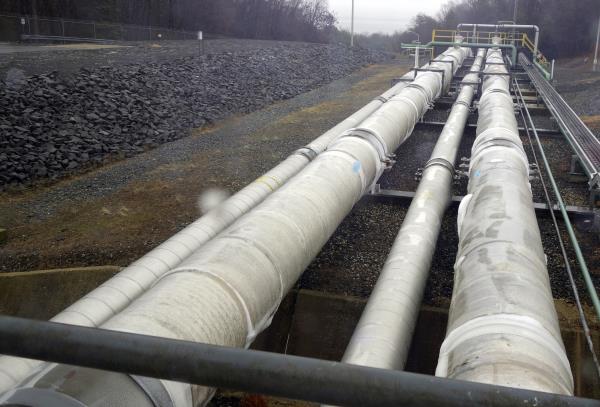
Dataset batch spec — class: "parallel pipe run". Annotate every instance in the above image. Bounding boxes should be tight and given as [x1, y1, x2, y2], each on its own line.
[4, 46, 470, 406]
[0, 316, 599, 407]
[341, 48, 485, 371]
[0, 65, 421, 393]
[435, 42, 574, 395]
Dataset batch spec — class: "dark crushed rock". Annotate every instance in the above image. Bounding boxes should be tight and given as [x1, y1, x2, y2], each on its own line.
[300, 199, 405, 298]
[0, 43, 390, 188]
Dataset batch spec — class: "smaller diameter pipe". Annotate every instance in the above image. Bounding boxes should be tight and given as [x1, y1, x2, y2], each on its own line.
[341, 48, 486, 370]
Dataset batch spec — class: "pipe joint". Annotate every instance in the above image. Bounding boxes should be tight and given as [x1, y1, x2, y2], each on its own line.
[453, 99, 472, 110]
[424, 157, 455, 174]
[293, 146, 318, 161]
[405, 82, 435, 105]
[341, 128, 390, 163]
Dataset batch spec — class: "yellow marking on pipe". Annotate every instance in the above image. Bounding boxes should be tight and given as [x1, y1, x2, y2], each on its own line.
[253, 175, 283, 191]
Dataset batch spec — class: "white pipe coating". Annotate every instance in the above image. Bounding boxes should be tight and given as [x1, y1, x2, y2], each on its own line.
[341, 48, 485, 371]
[0, 67, 421, 393]
[435, 42, 573, 395]
[3, 46, 470, 406]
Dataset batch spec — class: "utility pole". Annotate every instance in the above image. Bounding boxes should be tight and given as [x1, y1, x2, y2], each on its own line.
[512, 0, 518, 44]
[350, 0, 355, 47]
[594, 15, 600, 72]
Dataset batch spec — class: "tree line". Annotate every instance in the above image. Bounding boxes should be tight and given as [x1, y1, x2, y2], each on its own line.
[0, 0, 335, 43]
[345, 0, 599, 59]
[1, 0, 597, 58]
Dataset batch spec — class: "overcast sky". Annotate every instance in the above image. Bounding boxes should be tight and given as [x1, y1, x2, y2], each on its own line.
[328, 0, 447, 34]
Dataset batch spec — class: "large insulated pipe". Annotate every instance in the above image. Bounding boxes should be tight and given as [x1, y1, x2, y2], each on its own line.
[457, 23, 539, 58]
[2, 46, 470, 407]
[340, 48, 484, 371]
[435, 42, 574, 395]
[0, 66, 420, 393]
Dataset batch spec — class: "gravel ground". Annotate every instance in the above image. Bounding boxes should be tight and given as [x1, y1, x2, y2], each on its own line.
[1, 50, 599, 405]
[554, 59, 600, 115]
[0, 40, 390, 187]
[0, 57, 409, 272]
[0, 39, 340, 78]
[1, 49, 597, 307]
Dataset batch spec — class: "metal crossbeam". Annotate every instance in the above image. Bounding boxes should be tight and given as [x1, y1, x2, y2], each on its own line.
[370, 188, 594, 220]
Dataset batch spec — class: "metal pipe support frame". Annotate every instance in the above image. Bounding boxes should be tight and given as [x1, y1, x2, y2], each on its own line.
[401, 41, 517, 66]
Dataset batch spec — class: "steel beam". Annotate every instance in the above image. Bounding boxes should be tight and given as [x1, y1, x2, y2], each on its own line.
[369, 188, 594, 220]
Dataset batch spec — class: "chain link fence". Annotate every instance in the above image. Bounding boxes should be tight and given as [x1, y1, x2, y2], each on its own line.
[0, 13, 198, 42]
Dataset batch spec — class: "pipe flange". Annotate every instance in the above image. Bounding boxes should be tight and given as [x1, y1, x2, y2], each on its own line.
[405, 82, 434, 104]
[373, 95, 388, 103]
[453, 100, 471, 109]
[293, 146, 318, 161]
[394, 92, 426, 118]
[424, 157, 455, 173]
[342, 128, 389, 162]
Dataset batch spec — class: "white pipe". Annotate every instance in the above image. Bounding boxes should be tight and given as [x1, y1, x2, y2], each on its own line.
[435, 41, 573, 395]
[0, 71, 419, 393]
[341, 48, 485, 371]
[2, 47, 470, 407]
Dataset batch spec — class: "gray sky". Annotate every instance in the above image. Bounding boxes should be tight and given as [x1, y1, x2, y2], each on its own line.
[328, 0, 447, 34]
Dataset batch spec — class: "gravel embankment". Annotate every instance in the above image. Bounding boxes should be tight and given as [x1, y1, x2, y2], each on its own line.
[0, 42, 390, 187]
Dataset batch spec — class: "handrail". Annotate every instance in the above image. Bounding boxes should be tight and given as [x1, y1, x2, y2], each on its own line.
[431, 29, 551, 76]
[402, 40, 517, 65]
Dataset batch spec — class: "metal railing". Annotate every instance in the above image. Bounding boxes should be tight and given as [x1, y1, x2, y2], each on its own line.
[0, 13, 198, 43]
[432, 29, 550, 71]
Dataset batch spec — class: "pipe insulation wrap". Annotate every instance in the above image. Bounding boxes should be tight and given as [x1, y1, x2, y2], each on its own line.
[3, 46, 469, 407]
[341, 48, 485, 371]
[435, 45, 573, 395]
[0, 63, 423, 393]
